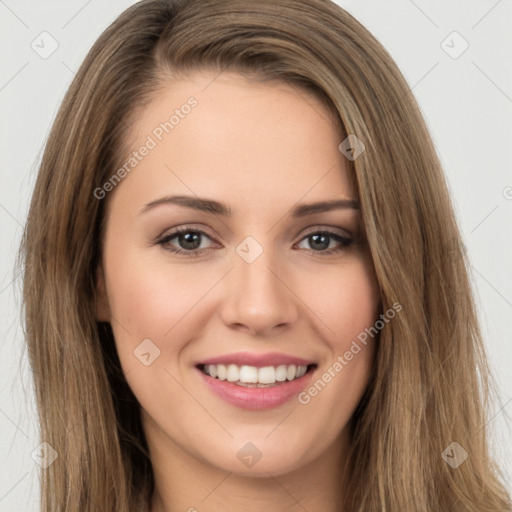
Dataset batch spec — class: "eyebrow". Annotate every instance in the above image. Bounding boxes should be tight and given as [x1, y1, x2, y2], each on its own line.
[140, 194, 359, 217]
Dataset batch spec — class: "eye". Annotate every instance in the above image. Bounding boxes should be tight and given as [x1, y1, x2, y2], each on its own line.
[296, 229, 353, 255]
[157, 226, 217, 257]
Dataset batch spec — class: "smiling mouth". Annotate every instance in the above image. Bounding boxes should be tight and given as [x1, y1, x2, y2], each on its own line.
[197, 363, 317, 387]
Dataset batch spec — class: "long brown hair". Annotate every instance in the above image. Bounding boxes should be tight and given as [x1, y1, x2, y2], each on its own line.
[20, 0, 511, 510]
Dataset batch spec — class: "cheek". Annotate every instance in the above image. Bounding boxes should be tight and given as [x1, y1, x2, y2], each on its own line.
[301, 255, 380, 350]
[103, 243, 208, 343]
[291, 256, 379, 424]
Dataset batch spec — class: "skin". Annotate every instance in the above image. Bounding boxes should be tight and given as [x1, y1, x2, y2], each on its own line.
[96, 71, 380, 512]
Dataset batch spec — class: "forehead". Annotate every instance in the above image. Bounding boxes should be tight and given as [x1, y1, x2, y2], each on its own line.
[112, 71, 356, 211]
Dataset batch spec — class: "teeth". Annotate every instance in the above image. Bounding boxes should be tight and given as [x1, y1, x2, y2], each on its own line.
[240, 365, 258, 383]
[275, 365, 287, 382]
[226, 364, 239, 382]
[202, 363, 309, 384]
[258, 366, 276, 384]
[296, 365, 307, 378]
[217, 364, 227, 380]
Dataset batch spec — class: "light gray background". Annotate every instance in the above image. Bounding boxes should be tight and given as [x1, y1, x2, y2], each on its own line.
[1, 0, 511, 510]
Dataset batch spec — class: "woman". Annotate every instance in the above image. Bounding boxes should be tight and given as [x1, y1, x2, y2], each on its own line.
[20, 0, 511, 510]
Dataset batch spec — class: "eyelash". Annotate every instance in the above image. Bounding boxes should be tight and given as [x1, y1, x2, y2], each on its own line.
[156, 225, 354, 258]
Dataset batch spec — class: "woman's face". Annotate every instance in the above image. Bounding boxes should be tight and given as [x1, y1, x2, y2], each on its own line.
[97, 71, 380, 477]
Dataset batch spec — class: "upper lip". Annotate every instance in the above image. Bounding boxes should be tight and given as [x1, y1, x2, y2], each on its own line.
[196, 351, 316, 368]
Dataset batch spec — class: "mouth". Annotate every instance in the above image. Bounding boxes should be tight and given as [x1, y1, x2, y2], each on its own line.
[194, 354, 318, 410]
[197, 363, 317, 387]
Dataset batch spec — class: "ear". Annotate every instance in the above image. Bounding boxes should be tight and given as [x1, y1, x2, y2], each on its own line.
[95, 264, 111, 322]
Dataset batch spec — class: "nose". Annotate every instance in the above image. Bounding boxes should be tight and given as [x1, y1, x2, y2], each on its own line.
[219, 246, 300, 336]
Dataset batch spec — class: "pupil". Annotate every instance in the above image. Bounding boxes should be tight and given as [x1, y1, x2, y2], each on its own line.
[310, 234, 329, 250]
[311, 235, 329, 249]
[180, 232, 200, 250]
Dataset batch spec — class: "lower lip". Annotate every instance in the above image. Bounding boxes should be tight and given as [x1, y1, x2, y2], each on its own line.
[197, 367, 315, 410]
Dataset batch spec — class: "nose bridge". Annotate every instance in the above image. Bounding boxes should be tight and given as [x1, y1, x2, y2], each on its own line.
[220, 236, 298, 334]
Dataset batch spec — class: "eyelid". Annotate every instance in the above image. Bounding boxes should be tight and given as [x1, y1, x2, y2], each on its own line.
[299, 224, 352, 238]
[156, 223, 215, 242]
